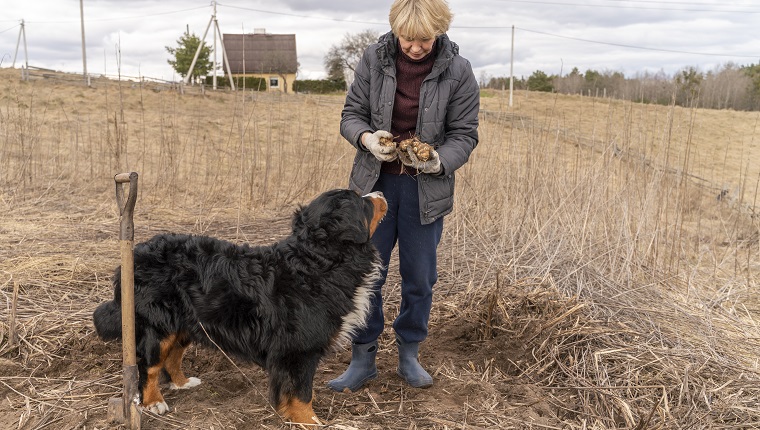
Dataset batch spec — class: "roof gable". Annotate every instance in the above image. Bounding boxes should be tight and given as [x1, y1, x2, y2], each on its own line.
[223, 33, 298, 75]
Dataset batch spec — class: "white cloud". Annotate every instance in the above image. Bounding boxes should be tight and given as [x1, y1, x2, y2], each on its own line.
[1, 0, 757, 81]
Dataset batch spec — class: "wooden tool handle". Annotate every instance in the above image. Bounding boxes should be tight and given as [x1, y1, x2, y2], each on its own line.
[114, 172, 139, 241]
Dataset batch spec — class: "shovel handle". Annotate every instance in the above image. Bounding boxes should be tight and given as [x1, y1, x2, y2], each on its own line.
[114, 172, 138, 241]
[113, 172, 142, 429]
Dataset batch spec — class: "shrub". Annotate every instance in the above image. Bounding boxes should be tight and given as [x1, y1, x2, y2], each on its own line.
[205, 76, 267, 91]
[293, 79, 346, 94]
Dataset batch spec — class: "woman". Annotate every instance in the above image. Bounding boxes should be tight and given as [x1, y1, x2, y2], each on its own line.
[329, 0, 479, 392]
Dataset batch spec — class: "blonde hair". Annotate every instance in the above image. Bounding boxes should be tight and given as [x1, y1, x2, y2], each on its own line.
[389, 0, 453, 39]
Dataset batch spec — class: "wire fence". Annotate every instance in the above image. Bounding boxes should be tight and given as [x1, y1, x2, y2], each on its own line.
[17, 65, 227, 96]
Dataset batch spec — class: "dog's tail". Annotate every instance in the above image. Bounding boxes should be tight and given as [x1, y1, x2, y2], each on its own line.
[93, 269, 123, 341]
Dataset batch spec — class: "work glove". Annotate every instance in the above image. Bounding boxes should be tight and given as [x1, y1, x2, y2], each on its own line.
[362, 130, 398, 162]
[401, 146, 442, 175]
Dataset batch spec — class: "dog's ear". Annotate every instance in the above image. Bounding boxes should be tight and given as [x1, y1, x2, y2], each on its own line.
[330, 194, 371, 244]
[291, 205, 305, 235]
[335, 218, 369, 244]
[293, 196, 370, 244]
[292, 204, 330, 242]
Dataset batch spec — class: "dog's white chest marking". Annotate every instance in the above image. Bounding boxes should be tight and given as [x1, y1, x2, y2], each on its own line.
[335, 262, 382, 347]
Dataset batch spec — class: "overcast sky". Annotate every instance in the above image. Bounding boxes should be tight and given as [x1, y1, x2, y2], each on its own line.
[2, 0, 759, 83]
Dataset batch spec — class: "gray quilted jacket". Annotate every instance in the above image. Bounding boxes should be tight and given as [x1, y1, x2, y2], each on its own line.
[341, 31, 480, 225]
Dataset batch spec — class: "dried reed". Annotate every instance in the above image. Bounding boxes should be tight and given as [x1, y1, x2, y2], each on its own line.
[1, 69, 759, 429]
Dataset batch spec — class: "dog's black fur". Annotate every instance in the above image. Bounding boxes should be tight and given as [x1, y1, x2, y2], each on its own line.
[93, 189, 386, 424]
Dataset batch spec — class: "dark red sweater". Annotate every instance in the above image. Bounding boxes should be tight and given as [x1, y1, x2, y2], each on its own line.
[381, 42, 437, 175]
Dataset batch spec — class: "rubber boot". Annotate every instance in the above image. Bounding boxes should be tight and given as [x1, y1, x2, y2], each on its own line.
[327, 341, 378, 392]
[396, 337, 433, 388]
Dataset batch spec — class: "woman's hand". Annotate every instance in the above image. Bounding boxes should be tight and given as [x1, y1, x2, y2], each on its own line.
[401, 146, 442, 174]
[362, 130, 398, 162]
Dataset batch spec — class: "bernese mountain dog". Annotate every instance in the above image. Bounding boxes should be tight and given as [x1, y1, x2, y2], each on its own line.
[93, 189, 387, 425]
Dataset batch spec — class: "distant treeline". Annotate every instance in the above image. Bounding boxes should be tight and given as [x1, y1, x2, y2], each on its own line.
[484, 62, 760, 111]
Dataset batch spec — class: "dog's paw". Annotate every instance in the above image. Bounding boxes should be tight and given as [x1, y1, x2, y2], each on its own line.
[170, 377, 201, 390]
[144, 401, 170, 415]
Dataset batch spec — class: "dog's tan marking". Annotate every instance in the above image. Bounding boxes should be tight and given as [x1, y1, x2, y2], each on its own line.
[141, 334, 175, 410]
[278, 396, 322, 425]
[164, 337, 190, 387]
[367, 195, 388, 237]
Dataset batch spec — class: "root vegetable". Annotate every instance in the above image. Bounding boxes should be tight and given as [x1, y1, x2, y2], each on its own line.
[398, 137, 432, 162]
[378, 135, 396, 147]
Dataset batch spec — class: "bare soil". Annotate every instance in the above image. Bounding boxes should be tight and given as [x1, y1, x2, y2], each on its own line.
[0, 192, 569, 429]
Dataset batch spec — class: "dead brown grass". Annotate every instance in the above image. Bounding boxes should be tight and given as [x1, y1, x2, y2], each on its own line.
[1, 69, 759, 429]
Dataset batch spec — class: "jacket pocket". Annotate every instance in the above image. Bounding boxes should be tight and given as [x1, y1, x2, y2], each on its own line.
[349, 152, 379, 194]
[421, 173, 455, 219]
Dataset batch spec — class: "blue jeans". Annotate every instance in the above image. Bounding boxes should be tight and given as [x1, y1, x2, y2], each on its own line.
[353, 173, 444, 344]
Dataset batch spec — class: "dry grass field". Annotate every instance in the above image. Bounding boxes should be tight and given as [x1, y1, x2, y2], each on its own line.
[1, 67, 759, 429]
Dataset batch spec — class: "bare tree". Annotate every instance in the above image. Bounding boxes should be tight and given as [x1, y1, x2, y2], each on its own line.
[554, 67, 584, 95]
[324, 29, 380, 88]
[701, 63, 753, 110]
[261, 51, 299, 93]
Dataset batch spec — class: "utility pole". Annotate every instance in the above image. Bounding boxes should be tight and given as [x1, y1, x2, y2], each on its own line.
[184, 1, 235, 91]
[215, 14, 235, 91]
[213, 9, 218, 90]
[13, 19, 29, 70]
[509, 25, 514, 108]
[80, 0, 89, 86]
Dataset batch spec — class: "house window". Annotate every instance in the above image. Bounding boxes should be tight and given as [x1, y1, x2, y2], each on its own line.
[269, 77, 279, 88]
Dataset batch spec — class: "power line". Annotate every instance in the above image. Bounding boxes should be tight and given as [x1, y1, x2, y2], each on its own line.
[0, 24, 20, 34]
[3, 1, 757, 76]
[21, 5, 208, 25]
[489, 0, 760, 13]
[516, 27, 760, 58]
[597, 0, 758, 6]
[451, 24, 759, 58]
[217, 3, 386, 26]
[77, 3, 760, 59]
